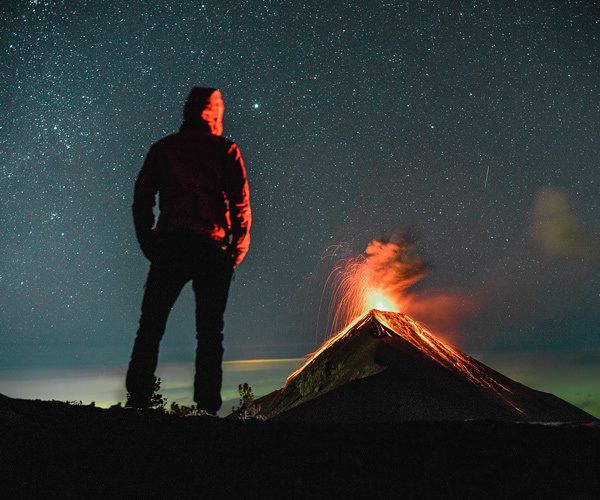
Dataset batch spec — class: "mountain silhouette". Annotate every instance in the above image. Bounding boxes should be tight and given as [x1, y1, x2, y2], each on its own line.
[256, 310, 596, 423]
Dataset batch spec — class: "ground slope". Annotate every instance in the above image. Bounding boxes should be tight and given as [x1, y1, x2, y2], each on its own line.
[1, 394, 599, 498]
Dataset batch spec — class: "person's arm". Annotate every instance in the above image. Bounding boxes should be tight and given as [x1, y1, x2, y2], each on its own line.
[223, 143, 251, 266]
[132, 144, 161, 259]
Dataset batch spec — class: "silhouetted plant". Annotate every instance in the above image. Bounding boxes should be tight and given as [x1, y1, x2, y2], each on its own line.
[149, 377, 168, 412]
[123, 378, 212, 416]
[231, 382, 262, 420]
[148, 379, 204, 416]
[170, 401, 198, 417]
[65, 400, 95, 408]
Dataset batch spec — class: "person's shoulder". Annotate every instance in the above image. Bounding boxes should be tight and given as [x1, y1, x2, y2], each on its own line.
[151, 132, 181, 149]
[216, 135, 236, 149]
[157, 132, 235, 145]
[149, 132, 239, 155]
[219, 136, 245, 157]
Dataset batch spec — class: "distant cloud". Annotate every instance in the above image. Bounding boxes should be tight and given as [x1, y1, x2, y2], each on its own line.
[530, 186, 600, 261]
[465, 185, 599, 347]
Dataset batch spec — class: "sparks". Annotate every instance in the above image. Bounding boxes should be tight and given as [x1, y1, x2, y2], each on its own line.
[318, 236, 427, 337]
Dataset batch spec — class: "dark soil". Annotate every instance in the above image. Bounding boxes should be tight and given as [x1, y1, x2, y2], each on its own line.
[1, 395, 599, 498]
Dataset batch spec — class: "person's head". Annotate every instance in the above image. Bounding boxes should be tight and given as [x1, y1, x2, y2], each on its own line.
[183, 87, 224, 135]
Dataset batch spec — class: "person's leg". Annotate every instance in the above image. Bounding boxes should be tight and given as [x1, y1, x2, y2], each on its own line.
[192, 245, 233, 414]
[126, 263, 188, 407]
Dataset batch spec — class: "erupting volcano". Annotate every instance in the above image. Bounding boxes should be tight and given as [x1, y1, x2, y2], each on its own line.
[256, 309, 595, 423]
[255, 237, 596, 424]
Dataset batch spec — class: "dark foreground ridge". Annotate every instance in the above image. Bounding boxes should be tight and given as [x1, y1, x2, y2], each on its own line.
[1, 394, 599, 498]
[257, 310, 597, 424]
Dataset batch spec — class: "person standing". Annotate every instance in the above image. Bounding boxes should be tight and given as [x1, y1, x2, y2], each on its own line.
[125, 87, 251, 414]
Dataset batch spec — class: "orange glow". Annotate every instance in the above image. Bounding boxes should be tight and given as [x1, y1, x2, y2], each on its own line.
[201, 90, 224, 136]
[319, 237, 427, 337]
[365, 289, 397, 312]
[317, 236, 480, 342]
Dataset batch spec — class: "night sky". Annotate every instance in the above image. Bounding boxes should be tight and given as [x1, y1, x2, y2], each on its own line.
[1, 0, 598, 385]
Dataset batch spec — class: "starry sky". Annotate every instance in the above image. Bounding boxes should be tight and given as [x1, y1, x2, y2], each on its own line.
[1, 0, 599, 379]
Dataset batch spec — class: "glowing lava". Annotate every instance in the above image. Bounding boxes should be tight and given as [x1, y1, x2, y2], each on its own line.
[365, 289, 397, 312]
[287, 309, 522, 413]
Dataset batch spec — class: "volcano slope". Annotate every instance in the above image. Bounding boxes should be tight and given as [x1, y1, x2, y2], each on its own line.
[256, 310, 596, 424]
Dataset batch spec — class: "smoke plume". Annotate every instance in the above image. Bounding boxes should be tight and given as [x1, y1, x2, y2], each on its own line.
[362, 235, 429, 301]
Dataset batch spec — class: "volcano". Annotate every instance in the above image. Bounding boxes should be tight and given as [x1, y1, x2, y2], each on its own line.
[256, 310, 596, 423]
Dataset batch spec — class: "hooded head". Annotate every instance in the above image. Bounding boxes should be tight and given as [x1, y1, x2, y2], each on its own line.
[182, 87, 224, 136]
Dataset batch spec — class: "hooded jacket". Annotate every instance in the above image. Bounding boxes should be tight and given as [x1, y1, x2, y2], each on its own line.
[132, 87, 252, 265]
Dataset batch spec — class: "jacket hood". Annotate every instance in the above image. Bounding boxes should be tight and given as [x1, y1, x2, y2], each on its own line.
[182, 87, 224, 136]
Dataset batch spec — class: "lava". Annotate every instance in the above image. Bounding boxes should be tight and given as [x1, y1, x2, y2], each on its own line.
[287, 309, 523, 413]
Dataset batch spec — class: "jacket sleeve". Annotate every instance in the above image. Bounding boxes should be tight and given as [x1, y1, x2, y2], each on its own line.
[132, 144, 161, 248]
[223, 143, 252, 265]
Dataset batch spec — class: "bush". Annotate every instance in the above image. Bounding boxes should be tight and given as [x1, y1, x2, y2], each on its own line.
[169, 401, 198, 417]
[124, 378, 217, 416]
[149, 377, 168, 412]
[231, 383, 262, 420]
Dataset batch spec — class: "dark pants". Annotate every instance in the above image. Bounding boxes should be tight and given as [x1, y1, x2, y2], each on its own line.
[126, 230, 233, 412]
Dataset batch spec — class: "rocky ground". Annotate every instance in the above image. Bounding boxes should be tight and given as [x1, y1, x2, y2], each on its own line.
[1, 394, 599, 498]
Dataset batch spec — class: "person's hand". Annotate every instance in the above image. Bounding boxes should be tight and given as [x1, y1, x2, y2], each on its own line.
[231, 248, 246, 267]
[227, 249, 237, 269]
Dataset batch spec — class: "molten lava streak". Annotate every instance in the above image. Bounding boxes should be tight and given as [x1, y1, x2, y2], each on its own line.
[287, 309, 522, 413]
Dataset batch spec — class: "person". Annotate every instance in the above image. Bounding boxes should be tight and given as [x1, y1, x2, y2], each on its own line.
[125, 87, 251, 414]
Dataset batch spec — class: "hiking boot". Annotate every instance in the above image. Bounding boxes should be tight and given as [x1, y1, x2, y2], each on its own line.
[125, 396, 151, 410]
[195, 409, 219, 418]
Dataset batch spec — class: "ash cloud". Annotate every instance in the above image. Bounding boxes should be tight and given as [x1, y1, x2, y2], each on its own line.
[359, 233, 480, 341]
[362, 233, 430, 298]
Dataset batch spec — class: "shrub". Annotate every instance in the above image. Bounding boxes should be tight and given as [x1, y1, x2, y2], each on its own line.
[149, 377, 168, 412]
[231, 383, 262, 420]
[169, 401, 198, 417]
